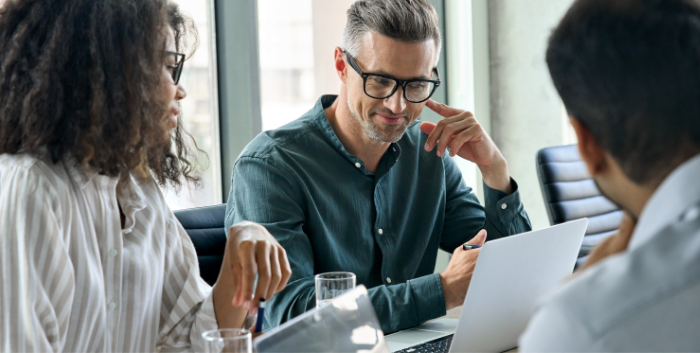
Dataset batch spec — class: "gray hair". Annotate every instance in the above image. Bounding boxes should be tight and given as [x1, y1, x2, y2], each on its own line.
[340, 0, 442, 66]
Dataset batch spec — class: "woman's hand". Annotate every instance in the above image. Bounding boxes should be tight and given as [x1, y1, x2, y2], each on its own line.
[227, 221, 292, 311]
[212, 221, 292, 328]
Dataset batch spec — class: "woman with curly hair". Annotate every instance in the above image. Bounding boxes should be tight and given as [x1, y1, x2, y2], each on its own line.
[0, 0, 291, 351]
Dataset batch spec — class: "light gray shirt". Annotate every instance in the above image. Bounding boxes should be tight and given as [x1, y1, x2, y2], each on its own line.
[0, 154, 218, 352]
[519, 154, 700, 352]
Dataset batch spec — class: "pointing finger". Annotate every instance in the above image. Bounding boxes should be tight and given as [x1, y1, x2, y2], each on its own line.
[425, 99, 465, 118]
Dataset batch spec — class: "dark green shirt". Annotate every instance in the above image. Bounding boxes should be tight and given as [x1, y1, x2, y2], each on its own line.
[225, 95, 531, 334]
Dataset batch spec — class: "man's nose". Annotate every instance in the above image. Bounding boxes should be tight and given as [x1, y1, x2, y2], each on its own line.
[384, 86, 407, 114]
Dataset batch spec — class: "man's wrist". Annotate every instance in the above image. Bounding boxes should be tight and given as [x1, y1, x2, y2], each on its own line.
[479, 159, 513, 194]
[439, 273, 458, 311]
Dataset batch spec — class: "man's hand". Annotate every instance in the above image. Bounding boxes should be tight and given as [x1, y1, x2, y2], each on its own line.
[212, 221, 292, 328]
[579, 212, 636, 271]
[421, 99, 512, 194]
[440, 229, 487, 310]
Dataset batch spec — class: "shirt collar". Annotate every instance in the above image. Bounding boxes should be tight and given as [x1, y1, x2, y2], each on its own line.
[312, 95, 402, 176]
[629, 153, 700, 250]
[64, 157, 147, 228]
[64, 158, 99, 190]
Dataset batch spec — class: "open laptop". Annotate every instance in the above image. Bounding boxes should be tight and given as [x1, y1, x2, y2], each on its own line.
[385, 218, 588, 353]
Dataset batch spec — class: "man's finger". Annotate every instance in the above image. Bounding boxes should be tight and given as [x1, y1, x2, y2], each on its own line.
[420, 122, 436, 135]
[467, 229, 487, 246]
[447, 125, 481, 157]
[426, 99, 465, 118]
[435, 119, 474, 157]
[424, 115, 463, 152]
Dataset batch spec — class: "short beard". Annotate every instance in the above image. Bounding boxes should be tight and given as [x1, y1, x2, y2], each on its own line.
[347, 97, 410, 144]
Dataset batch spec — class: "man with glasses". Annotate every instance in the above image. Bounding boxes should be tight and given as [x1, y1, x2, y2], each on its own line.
[225, 0, 531, 333]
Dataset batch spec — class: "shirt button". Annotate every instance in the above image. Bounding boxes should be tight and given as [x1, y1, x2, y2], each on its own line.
[122, 228, 132, 235]
[501, 203, 508, 210]
[378, 229, 384, 235]
[108, 302, 116, 310]
[109, 248, 118, 257]
[386, 277, 392, 283]
[355, 162, 361, 169]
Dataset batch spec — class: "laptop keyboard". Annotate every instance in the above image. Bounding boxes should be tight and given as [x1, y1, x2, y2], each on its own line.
[395, 335, 453, 353]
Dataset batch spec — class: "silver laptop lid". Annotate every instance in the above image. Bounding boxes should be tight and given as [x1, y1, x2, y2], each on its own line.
[450, 219, 588, 353]
[254, 285, 390, 353]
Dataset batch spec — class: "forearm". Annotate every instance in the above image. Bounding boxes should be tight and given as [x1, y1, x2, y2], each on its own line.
[368, 274, 446, 334]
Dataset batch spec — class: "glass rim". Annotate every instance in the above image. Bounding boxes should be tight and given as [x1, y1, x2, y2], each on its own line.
[201, 328, 251, 342]
[314, 271, 356, 281]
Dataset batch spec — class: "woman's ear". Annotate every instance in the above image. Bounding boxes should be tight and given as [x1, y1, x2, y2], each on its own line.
[570, 117, 608, 177]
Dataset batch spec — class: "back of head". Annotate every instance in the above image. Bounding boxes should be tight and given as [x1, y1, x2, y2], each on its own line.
[341, 0, 442, 64]
[547, 0, 700, 185]
[0, 0, 198, 187]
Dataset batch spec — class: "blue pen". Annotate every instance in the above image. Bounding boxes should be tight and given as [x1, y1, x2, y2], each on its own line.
[462, 243, 482, 251]
[255, 299, 266, 332]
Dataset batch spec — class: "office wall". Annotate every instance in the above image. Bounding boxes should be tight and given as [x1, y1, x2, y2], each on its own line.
[488, 0, 577, 230]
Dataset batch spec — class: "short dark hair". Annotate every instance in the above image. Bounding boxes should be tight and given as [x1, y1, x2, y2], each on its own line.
[547, 0, 700, 185]
[0, 0, 200, 188]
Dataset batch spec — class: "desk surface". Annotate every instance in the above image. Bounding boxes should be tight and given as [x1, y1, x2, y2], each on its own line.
[437, 306, 519, 353]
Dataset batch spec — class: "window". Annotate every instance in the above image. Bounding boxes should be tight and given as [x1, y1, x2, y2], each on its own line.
[257, 0, 356, 131]
[163, 0, 222, 210]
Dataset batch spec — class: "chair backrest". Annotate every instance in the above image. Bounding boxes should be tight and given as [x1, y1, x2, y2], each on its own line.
[536, 145, 622, 257]
[174, 204, 227, 286]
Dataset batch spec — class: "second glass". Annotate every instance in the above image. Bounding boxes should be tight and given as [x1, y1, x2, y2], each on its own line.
[202, 328, 251, 353]
[315, 272, 356, 308]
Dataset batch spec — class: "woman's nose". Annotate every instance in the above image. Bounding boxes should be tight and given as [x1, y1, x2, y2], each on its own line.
[175, 82, 187, 100]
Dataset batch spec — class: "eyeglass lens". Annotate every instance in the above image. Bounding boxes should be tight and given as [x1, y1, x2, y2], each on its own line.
[365, 75, 436, 103]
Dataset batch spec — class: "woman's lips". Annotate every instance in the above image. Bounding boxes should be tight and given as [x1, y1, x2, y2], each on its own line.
[170, 109, 179, 128]
[374, 113, 405, 125]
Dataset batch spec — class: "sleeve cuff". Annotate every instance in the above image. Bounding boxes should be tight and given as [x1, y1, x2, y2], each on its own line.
[407, 273, 447, 324]
[484, 178, 525, 224]
[190, 287, 219, 351]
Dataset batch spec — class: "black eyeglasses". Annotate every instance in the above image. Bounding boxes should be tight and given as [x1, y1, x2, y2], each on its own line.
[344, 51, 440, 103]
[165, 51, 185, 85]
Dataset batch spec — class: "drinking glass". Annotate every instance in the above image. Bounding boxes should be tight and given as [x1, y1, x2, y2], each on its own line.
[315, 272, 356, 308]
[202, 328, 252, 353]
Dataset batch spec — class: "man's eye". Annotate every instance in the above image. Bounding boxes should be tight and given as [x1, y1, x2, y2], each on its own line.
[408, 82, 428, 89]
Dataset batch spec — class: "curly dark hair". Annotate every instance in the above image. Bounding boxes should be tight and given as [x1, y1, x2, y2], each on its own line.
[0, 0, 202, 188]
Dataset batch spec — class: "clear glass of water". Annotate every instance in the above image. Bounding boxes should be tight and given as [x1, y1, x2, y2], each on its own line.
[315, 272, 356, 308]
[202, 328, 252, 353]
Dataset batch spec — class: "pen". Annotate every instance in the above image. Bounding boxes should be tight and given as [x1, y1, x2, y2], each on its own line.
[255, 299, 266, 332]
[462, 243, 482, 251]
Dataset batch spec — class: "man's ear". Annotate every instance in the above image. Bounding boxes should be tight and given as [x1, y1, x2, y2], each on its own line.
[570, 117, 607, 177]
[334, 47, 347, 83]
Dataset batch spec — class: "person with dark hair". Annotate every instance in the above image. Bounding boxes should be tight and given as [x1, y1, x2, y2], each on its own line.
[519, 0, 700, 350]
[0, 0, 290, 351]
[225, 0, 531, 334]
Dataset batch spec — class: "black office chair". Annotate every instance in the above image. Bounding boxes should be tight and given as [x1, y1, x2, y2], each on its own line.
[536, 145, 622, 264]
[174, 204, 228, 286]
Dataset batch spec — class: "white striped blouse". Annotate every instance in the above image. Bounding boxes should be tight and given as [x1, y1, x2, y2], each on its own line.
[0, 153, 219, 352]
